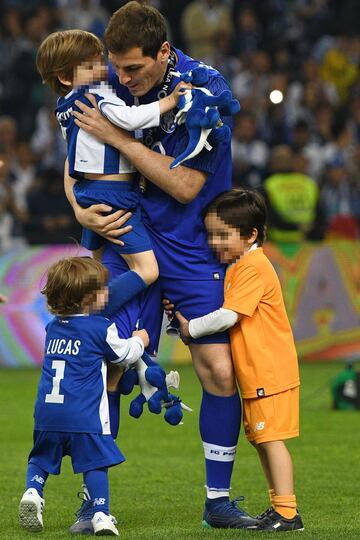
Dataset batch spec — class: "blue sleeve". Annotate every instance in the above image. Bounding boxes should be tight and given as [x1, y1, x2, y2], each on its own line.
[101, 271, 146, 319]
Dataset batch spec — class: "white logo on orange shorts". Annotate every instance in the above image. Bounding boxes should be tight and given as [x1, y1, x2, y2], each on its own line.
[255, 421, 265, 431]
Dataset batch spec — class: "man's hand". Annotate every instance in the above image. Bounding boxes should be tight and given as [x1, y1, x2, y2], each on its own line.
[133, 329, 149, 348]
[162, 298, 175, 321]
[75, 205, 133, 246]
[72, 93, 133, 148]
[0, 294, 8, 303]
[175, 311, 191, 345]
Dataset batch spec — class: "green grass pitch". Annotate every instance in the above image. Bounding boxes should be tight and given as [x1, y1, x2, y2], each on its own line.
[0, 361, 359, 539]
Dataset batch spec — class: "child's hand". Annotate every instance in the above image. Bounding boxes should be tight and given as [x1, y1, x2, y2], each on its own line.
[159, 83, 191, 115]
[175, 311, 191, 346]
[171, 82, 192, 106]
[162, 298, 174, 321]
[133, 329, 149, 348]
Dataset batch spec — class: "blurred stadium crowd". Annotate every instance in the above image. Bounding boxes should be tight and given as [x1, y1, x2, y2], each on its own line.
[0, 0, 360, 251]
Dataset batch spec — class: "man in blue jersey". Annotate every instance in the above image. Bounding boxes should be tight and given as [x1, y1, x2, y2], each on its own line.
[19, 256, 149, 536]
[66, 1, 258, 530]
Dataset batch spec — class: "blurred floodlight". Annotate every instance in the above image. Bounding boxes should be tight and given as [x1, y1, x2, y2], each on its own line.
[269, 90, 283, 104]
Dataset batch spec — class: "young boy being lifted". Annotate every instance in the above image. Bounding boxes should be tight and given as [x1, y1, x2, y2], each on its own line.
[36, 29, 188, 293]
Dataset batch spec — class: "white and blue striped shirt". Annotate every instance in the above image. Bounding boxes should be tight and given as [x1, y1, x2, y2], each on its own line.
[56, 81, 160, 179]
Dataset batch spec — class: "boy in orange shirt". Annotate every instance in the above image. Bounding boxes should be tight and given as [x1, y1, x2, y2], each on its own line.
[175, 188, 304, 532]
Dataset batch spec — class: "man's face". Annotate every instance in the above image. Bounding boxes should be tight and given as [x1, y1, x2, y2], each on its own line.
[109, 45, 169, 97]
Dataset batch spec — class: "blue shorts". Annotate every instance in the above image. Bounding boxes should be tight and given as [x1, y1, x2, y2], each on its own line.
[73, 179, 152, 254]
[102, 245, 229, 355]
[28, 431, 125, 474]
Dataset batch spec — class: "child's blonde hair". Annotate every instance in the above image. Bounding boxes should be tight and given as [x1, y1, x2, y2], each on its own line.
[41, 256, 108, 315]
[36, 29, 104, 96]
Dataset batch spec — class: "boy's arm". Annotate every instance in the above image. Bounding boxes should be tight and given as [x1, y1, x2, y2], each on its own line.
[104, 322, 147, 367]
[95, 82, 188, 132]
[98, 96, 160, 131]
[176, 309, 240, 344]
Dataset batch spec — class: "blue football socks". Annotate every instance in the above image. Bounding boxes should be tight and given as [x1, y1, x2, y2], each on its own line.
[26, 463, 48, 497]
[199, 389, 241, 497]
[83, 468, 110, 516]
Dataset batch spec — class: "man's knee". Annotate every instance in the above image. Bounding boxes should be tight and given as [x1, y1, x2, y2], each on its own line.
[190, 343, 236, 395]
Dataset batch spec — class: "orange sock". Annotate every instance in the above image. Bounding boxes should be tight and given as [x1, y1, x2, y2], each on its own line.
[272, 495, 297, 519]
[268, 489, 275, 506]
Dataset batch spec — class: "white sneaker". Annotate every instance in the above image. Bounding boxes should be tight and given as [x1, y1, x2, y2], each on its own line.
[19, 488, 45, 532]
[91, 511, 119, 536]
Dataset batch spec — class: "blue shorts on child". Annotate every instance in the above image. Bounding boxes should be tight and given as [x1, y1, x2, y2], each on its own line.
[28, 430, 125, 474]
[73, 179, 153, 254]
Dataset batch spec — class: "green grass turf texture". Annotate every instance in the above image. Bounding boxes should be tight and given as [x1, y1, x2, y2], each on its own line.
[0, 361, 358, 539]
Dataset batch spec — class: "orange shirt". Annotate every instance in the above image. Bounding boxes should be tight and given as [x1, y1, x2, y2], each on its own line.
[223, 248, 300, 398]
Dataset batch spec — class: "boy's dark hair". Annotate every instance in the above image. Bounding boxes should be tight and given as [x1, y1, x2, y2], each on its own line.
[205, 188, 267, 245]
[104, 1, 167, 58]
[41, 257, 108, 316]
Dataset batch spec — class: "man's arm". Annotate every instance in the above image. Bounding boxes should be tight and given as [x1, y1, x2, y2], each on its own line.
[72, 95, 207, 204]
[63, 159, 134, 245]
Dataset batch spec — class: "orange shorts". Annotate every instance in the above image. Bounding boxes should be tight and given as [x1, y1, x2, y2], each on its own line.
[242, 386, 299, 444]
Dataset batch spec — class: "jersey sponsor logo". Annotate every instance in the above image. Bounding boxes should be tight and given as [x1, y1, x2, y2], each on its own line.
[160, 110, 176, 133]
[255, 421, 265, 431]
[46, 338, 81, 356]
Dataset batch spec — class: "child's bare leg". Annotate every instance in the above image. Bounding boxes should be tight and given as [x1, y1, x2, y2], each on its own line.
[122, 250, 159, 286]
[254, 440, 297, 520]
[92, 247, 104, 262]
[250, 440, 274, 491]
[254, 440, 293, 495]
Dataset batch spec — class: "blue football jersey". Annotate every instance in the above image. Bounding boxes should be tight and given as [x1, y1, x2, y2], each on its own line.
[56, 82, 160, 179]
[34, 314, 144, 434]
[109, 48, 233, 280]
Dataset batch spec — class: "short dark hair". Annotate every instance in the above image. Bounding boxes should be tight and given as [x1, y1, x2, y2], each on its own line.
[205, 188, 267, 245]
[104, 1, 167, 58]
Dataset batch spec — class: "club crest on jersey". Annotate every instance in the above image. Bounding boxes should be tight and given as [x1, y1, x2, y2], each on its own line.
[160, 110, 176, 133]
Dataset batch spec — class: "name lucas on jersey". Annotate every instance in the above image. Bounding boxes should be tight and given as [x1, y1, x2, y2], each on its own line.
[46, 338, 81, 356]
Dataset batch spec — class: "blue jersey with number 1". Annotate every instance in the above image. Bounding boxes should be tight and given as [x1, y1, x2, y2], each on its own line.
[34, 313, 143, 435]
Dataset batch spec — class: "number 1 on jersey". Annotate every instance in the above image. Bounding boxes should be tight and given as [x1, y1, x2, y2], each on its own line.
[45, 360, 65, 404]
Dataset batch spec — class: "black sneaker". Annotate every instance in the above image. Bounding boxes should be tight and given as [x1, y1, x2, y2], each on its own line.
[202, 496, 259, 529]
[257, 507, 304, 532]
